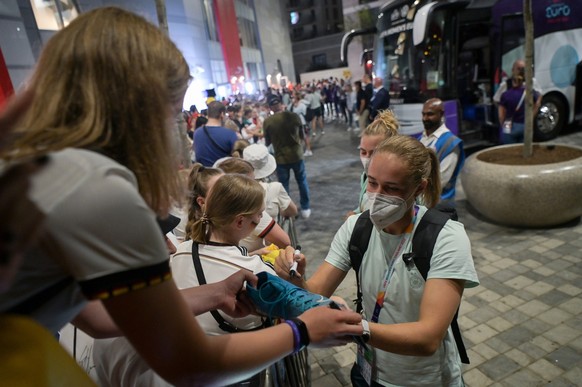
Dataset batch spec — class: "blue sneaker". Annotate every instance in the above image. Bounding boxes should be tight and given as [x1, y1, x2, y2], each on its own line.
[246, 272, 339, 319]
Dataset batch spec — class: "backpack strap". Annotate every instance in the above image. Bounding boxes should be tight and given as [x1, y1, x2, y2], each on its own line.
[202, 125, 231, 155]
[410, 208, 469, 364]
[191, 242, 265, 333]
[348, 210, 373, 314]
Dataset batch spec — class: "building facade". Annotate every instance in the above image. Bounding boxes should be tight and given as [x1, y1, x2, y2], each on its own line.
[285, 0, 346, 82]
[0, 0, 295, 109]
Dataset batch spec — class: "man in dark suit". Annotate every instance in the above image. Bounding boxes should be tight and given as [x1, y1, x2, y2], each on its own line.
[369, 77, 390, 122]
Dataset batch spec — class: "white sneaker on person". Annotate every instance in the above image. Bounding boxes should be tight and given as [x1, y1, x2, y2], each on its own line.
[300, 209, 311, 219]
[303, 150, 313, 157]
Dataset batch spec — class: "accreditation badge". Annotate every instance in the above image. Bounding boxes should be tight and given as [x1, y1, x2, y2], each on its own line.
[357, 343, 373, 386]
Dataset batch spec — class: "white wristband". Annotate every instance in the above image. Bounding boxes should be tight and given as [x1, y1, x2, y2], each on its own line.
[361, 319, 370, 343]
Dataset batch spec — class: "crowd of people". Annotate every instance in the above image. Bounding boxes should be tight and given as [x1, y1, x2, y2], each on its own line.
[178, 74, 395, 221]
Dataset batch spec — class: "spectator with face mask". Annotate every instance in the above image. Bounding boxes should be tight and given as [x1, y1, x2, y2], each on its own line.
[418, 98, 465, 203]
[275, 135, 479, 387]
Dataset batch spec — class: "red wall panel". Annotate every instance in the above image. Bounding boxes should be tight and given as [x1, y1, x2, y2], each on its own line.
[213, 0, 244, 82]
[0, 46, 14, 108]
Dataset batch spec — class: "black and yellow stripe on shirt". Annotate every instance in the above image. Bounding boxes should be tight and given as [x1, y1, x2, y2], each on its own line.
[79, 260, 172, 300]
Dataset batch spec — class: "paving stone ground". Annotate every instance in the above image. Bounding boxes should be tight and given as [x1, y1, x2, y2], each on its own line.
[285, 118, 582, 387]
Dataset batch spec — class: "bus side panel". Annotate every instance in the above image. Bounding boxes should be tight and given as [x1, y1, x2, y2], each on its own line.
[443, 100, 461, 136]
[534, 28, 582, 124]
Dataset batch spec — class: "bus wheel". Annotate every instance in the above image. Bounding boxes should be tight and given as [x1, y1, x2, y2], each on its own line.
[535, 94, 566, 141]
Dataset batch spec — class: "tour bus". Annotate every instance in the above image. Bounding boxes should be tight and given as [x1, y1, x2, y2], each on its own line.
[341, 0, 582, 145]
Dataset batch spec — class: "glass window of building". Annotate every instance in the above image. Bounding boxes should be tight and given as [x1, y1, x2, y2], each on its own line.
[211, 60, 227, 85]
[203, 0, 220, 42]
[246, 62, 258, 80]
[313, 53, 327, 66]
[238, 18, 258, 49]
[30, 0, 78, 30]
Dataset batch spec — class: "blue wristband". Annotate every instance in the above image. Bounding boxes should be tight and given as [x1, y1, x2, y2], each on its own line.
[285, 319, 301, 353]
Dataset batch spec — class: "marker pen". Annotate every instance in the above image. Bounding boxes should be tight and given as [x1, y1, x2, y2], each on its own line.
[289, 245, 301, 278]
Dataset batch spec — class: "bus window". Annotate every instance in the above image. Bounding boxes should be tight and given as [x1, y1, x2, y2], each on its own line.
[457, 23, 492, 105]
[500, 14, 526, 76]
[376, 22, 420, 102]
[417, 9, 454, 100]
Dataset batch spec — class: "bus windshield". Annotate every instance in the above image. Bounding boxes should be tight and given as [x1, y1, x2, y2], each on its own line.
[375, 5, 453, 104]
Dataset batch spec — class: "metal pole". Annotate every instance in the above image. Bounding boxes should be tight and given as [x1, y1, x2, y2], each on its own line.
[523, 0, 534, 157]
[155, 0, 169, 35]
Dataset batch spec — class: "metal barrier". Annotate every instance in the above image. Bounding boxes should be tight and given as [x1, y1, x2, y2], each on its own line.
[278, 216, 299, 248]
[266, 216, 310, 387]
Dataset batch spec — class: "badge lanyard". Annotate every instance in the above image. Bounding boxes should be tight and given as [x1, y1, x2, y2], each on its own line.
[370, 206, 418, 323]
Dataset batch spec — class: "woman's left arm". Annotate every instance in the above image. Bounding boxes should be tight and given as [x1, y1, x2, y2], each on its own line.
[73, 270, 257, 338]
[368, 278, 464, 356]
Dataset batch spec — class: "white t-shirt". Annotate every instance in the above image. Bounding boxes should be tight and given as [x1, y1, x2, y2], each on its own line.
[326, 206, 479, 386]
[171, 241, 276, 333]
[289, 101, 308, 125]
[260, 181, 292, 220]
[171, 206, 188, 243]
[239, 210, 276, 252]
[307, 92, 322, 109]
[93, 240, 276, 387]
[0, 149, 170, 334]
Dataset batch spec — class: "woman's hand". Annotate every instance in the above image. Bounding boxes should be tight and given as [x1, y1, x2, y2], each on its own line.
[274, 246, 306, 282]
[250, 246, 275, 257]
[330, 295, 351, 311]
[216, 270, 258, 318]
[298, 305, 362, 348]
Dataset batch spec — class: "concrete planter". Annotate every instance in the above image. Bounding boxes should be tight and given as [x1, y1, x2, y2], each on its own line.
[461, 143, 582, 227]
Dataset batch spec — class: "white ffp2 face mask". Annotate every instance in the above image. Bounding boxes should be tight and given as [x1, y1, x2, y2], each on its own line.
[360, 157, 371, 172]
[367, 192, 411, 231]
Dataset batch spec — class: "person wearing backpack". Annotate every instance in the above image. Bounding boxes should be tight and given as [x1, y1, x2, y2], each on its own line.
[275, 135, 479, 386]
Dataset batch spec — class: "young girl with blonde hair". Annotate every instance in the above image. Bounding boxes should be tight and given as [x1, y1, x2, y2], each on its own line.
[217, 157, 292, 253]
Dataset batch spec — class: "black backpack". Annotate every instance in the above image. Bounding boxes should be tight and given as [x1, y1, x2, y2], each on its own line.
[348, 207, 470, 364]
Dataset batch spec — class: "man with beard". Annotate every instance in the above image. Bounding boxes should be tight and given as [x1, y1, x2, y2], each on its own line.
[418, 98, 465, 202]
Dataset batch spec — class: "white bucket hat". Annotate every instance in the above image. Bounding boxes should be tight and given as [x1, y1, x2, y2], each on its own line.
[243, 144, 276, 179]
